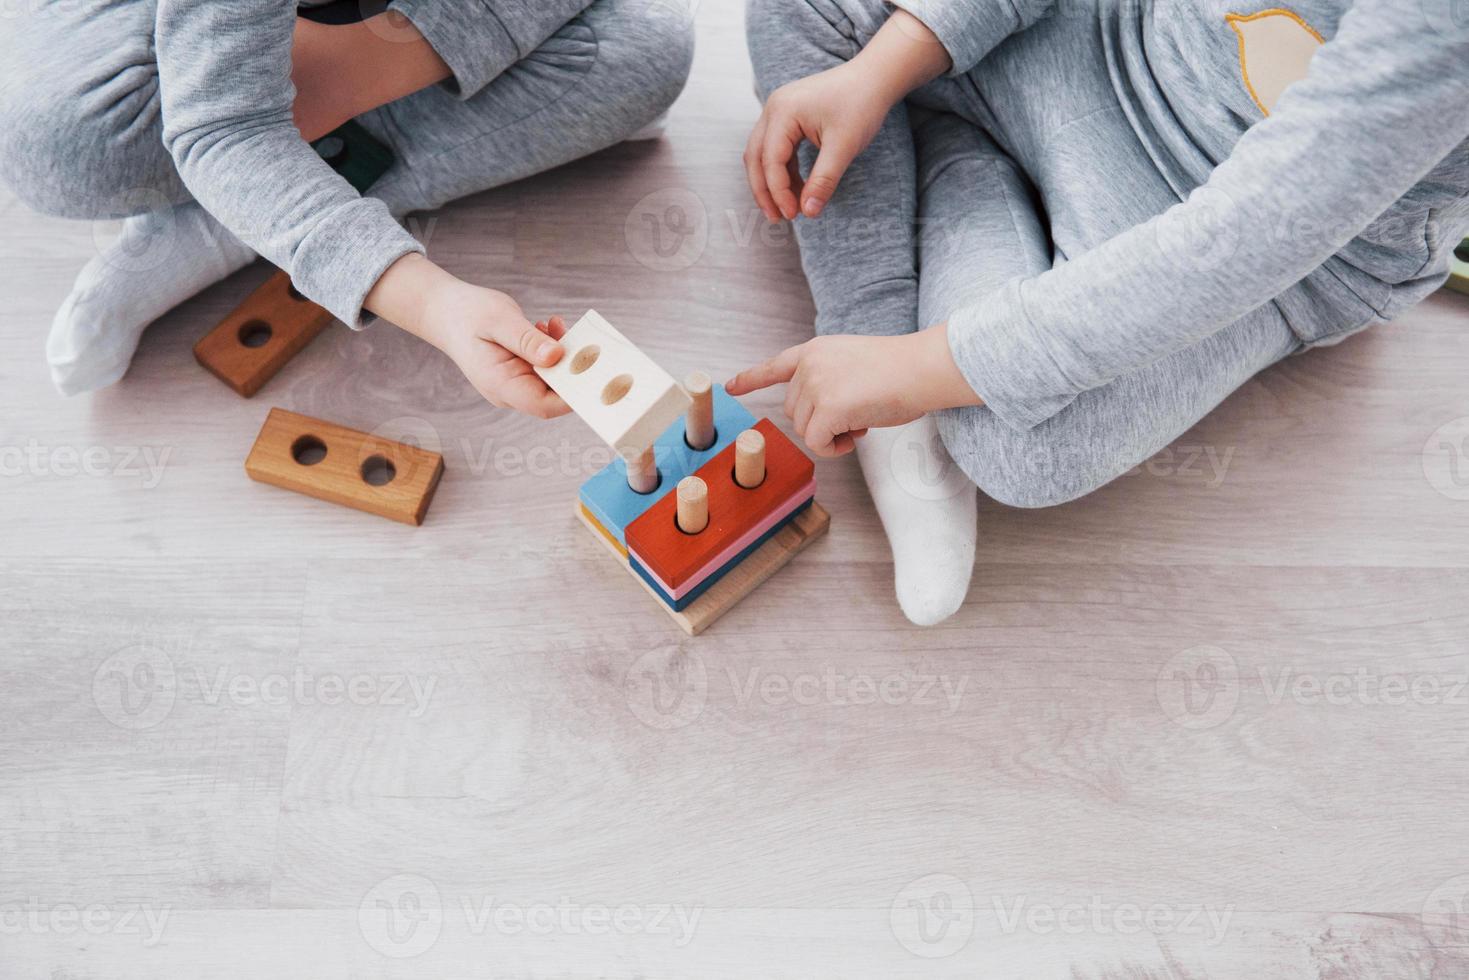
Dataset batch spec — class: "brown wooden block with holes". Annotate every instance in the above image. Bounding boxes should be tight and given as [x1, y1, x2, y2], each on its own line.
[244, 408, 444, 526]
[194, 270, 335, 397]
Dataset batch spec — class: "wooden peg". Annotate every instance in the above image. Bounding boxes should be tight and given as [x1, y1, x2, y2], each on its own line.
[735, 428, 766, 489]
[626, 446, 658, 494]
[684, 371, 715, 450]
[676, 476, 709, 534]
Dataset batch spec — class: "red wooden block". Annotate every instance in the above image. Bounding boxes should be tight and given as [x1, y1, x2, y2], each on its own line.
[625, 418, 814, 589]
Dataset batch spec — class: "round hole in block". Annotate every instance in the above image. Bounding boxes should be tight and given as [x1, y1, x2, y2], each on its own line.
[1457, 239, 1469, 263]
[314, 135, 347, 165]
[291, 435, 327, 466]
[238, 320, 273, 348]
[360, 454, 397, 486]
[601, 374, 634, 405]
[569, 345, 600, 375]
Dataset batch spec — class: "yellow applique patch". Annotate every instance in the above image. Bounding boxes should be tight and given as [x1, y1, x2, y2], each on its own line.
[1226, 8, 1325, 116]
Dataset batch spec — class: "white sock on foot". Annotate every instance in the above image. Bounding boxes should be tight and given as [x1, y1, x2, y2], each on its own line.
[48, 202, 255, 395]
[855, 417, 978, 626]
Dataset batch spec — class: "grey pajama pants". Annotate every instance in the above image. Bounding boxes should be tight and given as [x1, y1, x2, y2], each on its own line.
[0, 0, 693, 236]
[747, 0, 1305, 508]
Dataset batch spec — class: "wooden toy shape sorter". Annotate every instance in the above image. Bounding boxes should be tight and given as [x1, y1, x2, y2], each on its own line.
[537, 310, 830, 635]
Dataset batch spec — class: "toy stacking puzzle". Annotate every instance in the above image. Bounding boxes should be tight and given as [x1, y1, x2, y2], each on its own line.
[536, 311, 830, 635]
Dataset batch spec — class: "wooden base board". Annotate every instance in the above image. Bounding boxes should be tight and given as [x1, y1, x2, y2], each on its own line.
[577, 498, 830, 636]
[245, 408, 444, 526]
[194, 270, 335, 397]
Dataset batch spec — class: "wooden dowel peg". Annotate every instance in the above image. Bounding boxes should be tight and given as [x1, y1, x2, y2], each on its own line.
[734, 428, 766, 488]
[684, 370, 715, 450]
[626, 446, 659, 494]
[676, 476, 709, 534]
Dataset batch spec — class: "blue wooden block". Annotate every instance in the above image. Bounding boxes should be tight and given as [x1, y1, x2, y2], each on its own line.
[579, 384, 755, 546]
[630, 499, 814, 610]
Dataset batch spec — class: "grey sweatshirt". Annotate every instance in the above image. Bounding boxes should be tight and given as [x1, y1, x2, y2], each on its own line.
[897, 0, 1469, 429]
[155, 0, 594, 328]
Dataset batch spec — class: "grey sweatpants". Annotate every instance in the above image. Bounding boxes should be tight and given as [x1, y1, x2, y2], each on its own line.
[746, 0, 1462, 509]
[0, 0, 693, 318]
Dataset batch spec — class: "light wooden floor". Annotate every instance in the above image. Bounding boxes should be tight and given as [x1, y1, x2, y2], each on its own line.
[4, 2, 1469, 977]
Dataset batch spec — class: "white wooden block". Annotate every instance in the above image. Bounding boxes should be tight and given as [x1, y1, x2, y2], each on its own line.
[535, 310, 692, 456]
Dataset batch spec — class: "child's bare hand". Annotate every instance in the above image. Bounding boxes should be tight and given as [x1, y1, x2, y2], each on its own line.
[727, 327, 985, 456]
[745, 62, 893, 222]
[726, 335, 923, 457]
[424, 284, 571, 418]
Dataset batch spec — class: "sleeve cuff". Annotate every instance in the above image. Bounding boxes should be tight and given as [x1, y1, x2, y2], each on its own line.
[946, 281, 1081, 430]
[391, 0, 520, 99]
[887, 0, 1022, 75]
[289, 198, 425, 330]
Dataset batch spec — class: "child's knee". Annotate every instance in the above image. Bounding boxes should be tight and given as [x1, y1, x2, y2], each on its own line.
[936, 407, 1111, 510]
[587, 0, 695, 125]
[0, 71, 174, 220]
[0, 78, 79, 216]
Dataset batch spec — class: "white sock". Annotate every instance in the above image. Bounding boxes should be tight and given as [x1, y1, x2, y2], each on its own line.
[48, 202, 255, 395]
[625, 111, 670, 142]
[855, 418, 978, 626]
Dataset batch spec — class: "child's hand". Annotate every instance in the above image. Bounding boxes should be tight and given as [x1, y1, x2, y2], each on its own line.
[424, 284, 572, 418]
[726, 334, 911, 457]
[745, 10, 951, 222]
[726, 327, 983, 457]
[365, 253, 571, 418]
[745, 63, 892, 222]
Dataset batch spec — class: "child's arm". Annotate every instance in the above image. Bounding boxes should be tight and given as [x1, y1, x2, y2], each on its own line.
[941, 0, 1469, 432]
[154, 0, 580, 417]
[740, 0, 1469, 453]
